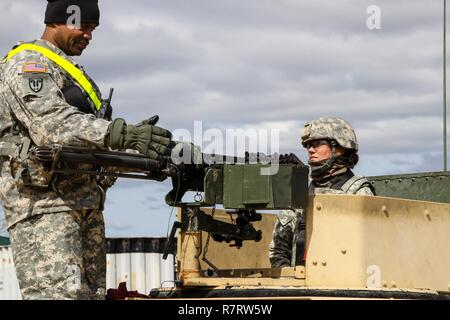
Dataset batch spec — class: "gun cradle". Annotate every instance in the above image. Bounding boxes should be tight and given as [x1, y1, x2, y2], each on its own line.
[183, 207, 262, 246]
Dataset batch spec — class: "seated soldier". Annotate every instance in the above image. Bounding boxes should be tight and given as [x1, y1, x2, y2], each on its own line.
[269, 117, 375, 267]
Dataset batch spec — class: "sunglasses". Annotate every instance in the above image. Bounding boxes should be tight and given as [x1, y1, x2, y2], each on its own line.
[306, 139, 331, 149]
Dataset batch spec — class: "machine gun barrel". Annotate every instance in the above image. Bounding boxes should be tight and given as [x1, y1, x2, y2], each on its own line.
[59, 149, 163, 172]
[29, 145, 166, 173]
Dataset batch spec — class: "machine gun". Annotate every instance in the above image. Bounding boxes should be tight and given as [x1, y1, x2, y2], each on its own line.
[28, 144, 309, 268]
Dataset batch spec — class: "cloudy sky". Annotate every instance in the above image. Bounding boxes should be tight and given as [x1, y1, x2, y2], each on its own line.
[0, 0, 449, 237]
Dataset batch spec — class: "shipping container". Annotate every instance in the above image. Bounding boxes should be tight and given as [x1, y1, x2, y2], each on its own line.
[0, 237, 175, 300]
[106, 237, 176, 294]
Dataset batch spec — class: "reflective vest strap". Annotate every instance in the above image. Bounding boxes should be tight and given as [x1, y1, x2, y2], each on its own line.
[6, 44, 102, 110]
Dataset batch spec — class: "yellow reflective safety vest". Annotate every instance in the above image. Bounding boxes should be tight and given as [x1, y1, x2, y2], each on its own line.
[5, 43, 102, 111]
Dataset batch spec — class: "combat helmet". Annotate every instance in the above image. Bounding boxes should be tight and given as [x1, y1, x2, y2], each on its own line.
[301, 117, 358, 151]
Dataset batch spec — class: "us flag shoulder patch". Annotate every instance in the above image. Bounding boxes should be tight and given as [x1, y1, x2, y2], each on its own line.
[22, 62, 47, 74]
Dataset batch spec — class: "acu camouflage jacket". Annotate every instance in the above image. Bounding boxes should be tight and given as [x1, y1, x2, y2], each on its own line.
[0, 39, 111, 229]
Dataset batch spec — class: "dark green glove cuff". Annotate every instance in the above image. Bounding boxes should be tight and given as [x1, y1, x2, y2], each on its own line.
[108, 118, 127, 149]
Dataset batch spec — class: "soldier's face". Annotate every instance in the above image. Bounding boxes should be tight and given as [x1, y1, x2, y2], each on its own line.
[54, 24, 97, 56]
[307, 139, 344, 163]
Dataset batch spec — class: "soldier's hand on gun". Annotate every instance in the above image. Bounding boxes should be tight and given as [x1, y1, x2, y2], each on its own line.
[107, 116, 173, 160]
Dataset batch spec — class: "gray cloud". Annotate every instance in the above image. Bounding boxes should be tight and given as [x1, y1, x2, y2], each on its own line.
[139, 195, 164, 210]
[408, 152, 446, 173]
[1, 1, 448, 168]
[104, 197, 115, 206]
[110, 177, 172, 190]
[106, 219, 133, 231]
[1, 1, 449, 236]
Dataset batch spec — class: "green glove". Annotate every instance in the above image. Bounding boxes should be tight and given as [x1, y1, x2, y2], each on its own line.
[108, 117, 173, 160]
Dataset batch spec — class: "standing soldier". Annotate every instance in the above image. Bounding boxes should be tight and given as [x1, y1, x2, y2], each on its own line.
[269, 117, 375, 268]
[0, 0, 173, 299]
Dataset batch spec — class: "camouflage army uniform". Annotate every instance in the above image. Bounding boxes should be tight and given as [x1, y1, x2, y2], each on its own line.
[269, 117, 375, 268]
[0, 39, 111, 299]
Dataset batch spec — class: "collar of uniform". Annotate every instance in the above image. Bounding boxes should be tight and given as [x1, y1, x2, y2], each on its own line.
[34, 38, 79, 67]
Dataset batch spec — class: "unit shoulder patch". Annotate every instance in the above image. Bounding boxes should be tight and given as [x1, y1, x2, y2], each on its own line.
[29, 77, 44, 93]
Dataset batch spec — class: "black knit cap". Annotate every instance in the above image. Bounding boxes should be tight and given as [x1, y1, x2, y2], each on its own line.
[45, 0, 100, 26]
